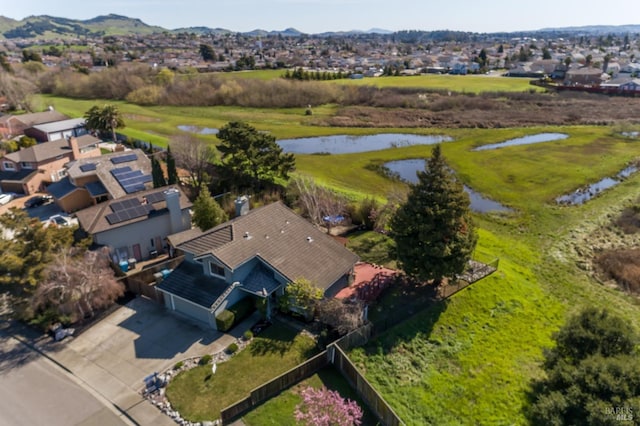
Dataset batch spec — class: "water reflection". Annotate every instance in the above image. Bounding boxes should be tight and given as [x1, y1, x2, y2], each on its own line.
[277, 133, 452, 154]
[473, 133, 568, 151]
[556, 164, 639, 205]
[384, 159, 511, 213]
[178, 125, 219, 135]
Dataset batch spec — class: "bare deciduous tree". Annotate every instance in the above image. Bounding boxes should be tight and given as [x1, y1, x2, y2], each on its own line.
[291, 176, 347, 233]
[0, 71, 37, 112]
[169, 133, 217, 189]
[32, 247, 124, 323]
[316, 298, 365, 335]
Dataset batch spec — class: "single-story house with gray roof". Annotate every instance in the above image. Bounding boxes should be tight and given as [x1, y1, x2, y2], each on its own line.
[157, 201, 359, 329]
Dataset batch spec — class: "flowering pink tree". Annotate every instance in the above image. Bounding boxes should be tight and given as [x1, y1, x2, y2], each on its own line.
[294, 386, 363, 426]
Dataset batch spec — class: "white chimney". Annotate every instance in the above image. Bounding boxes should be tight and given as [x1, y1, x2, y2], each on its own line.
[164, 188, 183, 234]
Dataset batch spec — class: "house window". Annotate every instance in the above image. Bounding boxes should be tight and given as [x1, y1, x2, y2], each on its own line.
[3, 161, 15, 170]
[56, 169, 66, 179]
[20, 162, 33, 169]
[210, 262, 225, 278]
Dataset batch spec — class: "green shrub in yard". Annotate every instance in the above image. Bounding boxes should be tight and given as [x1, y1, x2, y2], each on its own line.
[199, 354, 212, 365]
[216, 309, 234, 332]
[243, 330, 253, 340]
[226, 343, 239, 354]
[229, 297, 256, 324]
[174, 361, 184, 370]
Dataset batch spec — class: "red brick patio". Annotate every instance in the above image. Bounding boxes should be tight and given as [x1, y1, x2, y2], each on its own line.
[336, 262, 397, 302]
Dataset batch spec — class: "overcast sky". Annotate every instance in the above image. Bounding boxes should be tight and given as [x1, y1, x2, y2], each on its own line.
[1, 0, 636, 34]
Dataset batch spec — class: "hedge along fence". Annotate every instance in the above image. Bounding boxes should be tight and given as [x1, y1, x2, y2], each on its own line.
[220, 350, 330, 423]
[328, 343, 405, 426]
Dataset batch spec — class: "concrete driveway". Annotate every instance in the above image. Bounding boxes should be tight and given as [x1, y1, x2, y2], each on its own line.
[41, 296, 249, 425]
[65, 297, 224, 390]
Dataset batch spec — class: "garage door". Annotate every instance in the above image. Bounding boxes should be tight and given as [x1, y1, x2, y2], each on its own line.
[172, 296, 213, 327]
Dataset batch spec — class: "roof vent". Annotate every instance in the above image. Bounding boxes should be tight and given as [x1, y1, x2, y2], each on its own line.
[244, 231, 252, 240]
[306, 236, 313, 243]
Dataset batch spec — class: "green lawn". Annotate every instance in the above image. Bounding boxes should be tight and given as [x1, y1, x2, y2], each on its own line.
[165, 323, 319, 422]
[36, 93, 640, 424]
[346, 231, 397, 269]
[330, 73, 543, 93]
[242, 367, 380, 426]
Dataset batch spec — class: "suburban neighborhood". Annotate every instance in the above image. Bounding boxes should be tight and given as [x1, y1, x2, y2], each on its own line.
[1, 11, 640, 426]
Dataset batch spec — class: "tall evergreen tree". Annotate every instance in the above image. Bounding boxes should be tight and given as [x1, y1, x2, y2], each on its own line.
[390, 145, 477, 285]
[166, 145, 178, 185]
[191, 184, 228, 231]
[151, 156, 166, 188]
[217, 121, 295, 192]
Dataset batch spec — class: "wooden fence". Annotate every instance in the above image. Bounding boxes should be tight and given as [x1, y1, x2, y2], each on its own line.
[329, 344, 405, 426]
[221, 323, 402, 425]
[219, 258, 500, 425]
[335, 322, 374, 350]
[220, 350, 329, 423]
[121, 256, 184, 303]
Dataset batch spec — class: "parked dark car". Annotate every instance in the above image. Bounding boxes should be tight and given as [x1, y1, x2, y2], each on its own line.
[251, 319, 272, 335]
[24, 195, 53, 208]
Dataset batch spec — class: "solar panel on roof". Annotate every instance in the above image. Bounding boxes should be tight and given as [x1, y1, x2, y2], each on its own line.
[105, 212, 120, 225]
[111, 166, 152, 194]
[111, 198, 141, 212]
[111, 166, 132, 176]
[105, 203, 152, 225]
[79, 163, 96, 172]
[124, 184, 147, 194]
[145, 191, 166, 204]
[110, 153, 138, 165]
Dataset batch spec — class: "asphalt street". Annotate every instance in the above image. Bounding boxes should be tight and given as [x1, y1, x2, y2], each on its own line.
[0, 333, 127, 426]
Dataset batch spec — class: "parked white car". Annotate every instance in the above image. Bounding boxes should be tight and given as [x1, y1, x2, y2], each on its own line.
[0, 193, 13, 205]
[47, 214, 73, 227]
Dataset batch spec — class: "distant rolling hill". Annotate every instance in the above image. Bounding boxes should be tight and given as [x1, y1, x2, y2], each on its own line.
[0, 14, 164, 39]
[1, 13, 638, 40]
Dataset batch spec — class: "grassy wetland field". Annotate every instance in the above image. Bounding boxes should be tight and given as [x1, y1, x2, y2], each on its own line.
[41, 74, 640, 424]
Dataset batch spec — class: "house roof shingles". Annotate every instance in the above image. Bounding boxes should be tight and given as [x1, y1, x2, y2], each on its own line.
[47, 177, 82, 199]
[0, 110, 69, 128]
[75, 185, 192, 234]
[0, 169, 37, 183]
[67, 149, 151, 199]
[176, 225, 233, 256]
[156, 262, 230, 309]
[4, 135, 100, 164]
[242, 263, 281, 296]
[30, 118, 86, 134]
[179, 202, 359, 291]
